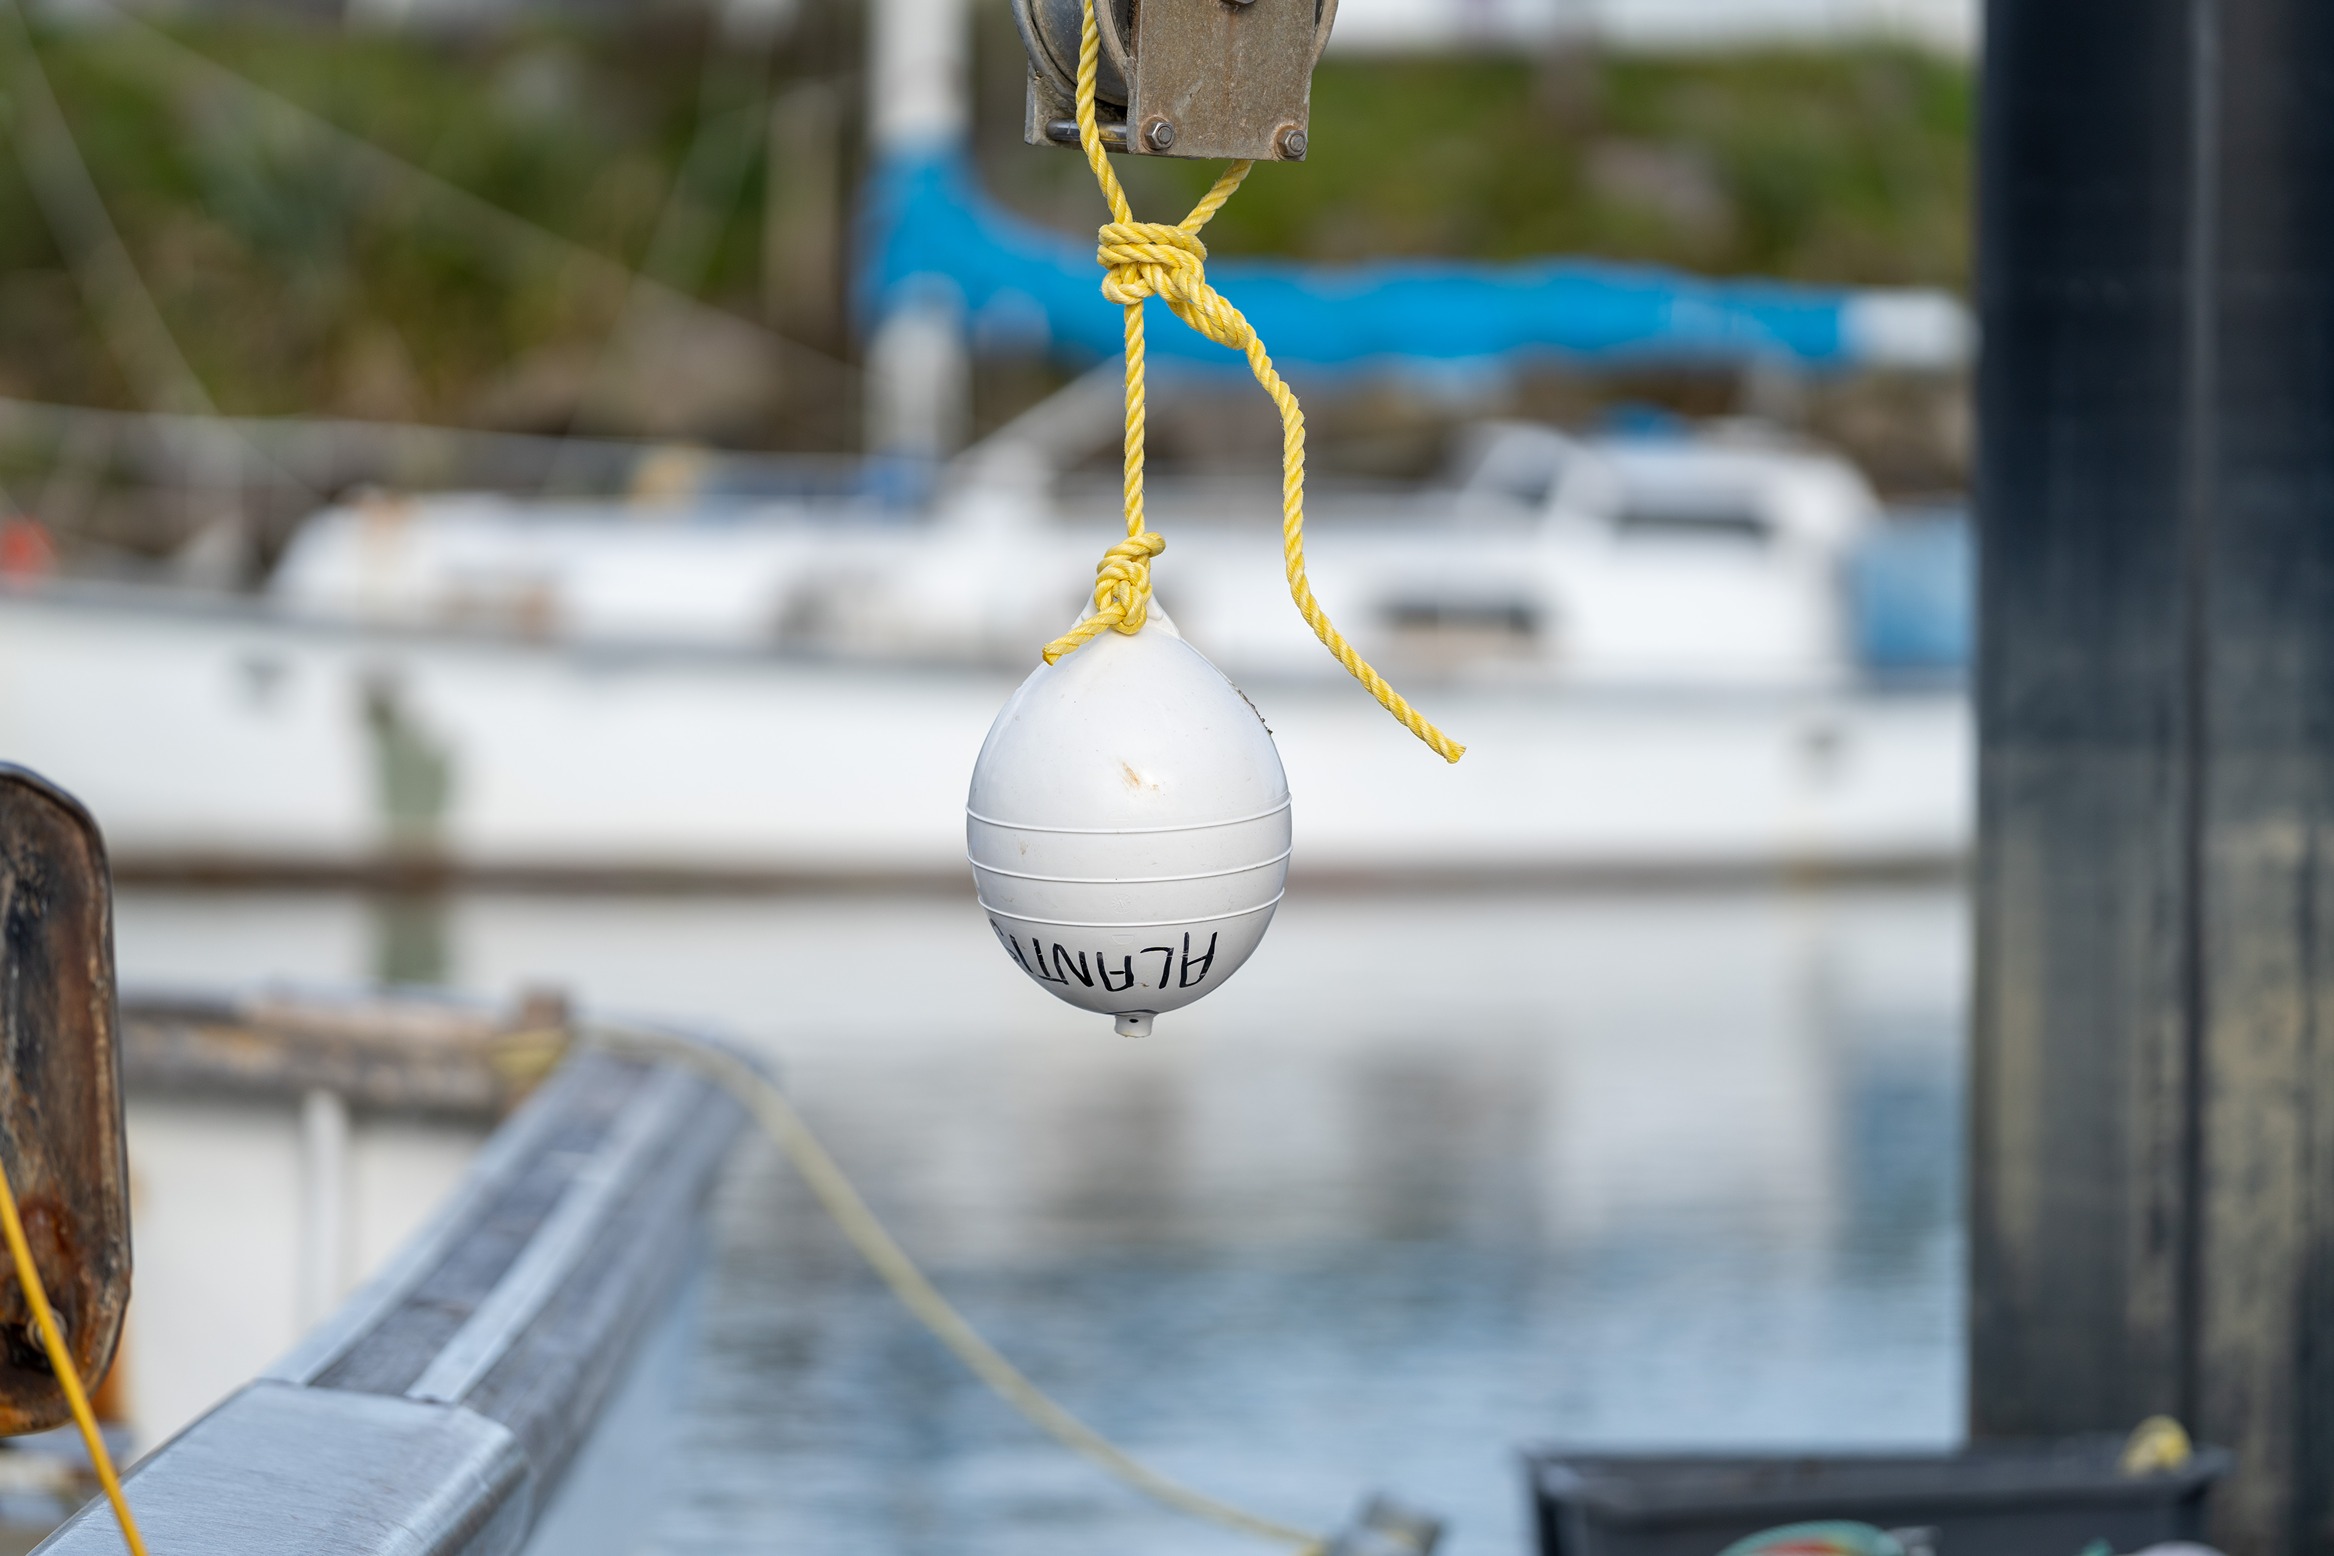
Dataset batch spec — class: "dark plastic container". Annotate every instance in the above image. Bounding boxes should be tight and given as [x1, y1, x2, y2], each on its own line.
[1526, 1439, 2231, 1556]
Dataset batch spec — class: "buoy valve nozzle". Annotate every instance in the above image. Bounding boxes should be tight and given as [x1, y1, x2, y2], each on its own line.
[1113, 1011, 1156, 1039]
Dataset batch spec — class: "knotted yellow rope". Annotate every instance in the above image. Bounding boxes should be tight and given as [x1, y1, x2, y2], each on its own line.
[1039, 0, 1464, 764]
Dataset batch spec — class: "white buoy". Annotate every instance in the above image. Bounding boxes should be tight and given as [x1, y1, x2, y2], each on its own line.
[967, 606, 1291, 1036]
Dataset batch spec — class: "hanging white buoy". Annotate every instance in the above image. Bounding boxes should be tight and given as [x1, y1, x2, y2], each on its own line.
[967, 606, 1291, 1037]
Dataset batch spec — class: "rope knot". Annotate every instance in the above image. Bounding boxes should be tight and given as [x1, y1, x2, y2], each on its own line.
[1042, 529, 1165, 663]
[1054, 0, 1464, 760]
[1097, 221, 1206, 305]
[1096, 222, 1251, 351]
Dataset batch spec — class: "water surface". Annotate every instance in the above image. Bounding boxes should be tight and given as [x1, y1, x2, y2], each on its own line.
[114, 882, 1967, 1556]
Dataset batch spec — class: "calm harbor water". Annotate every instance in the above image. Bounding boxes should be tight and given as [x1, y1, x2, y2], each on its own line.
[113, 881, 1967, 1556]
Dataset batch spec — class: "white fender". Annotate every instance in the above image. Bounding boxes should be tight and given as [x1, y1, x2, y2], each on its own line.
[966, 607, 1291, 1036]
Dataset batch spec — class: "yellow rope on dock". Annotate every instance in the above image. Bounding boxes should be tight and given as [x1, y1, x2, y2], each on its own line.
[2119, 1415, 2194, 1476]
[0, 1152, 148, 1556]
[1039, 0, 1464, 765]
[585, 1026, 1330, 1555]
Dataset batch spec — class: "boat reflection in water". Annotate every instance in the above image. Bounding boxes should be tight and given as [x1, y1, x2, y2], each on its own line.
[111, 878, 1965, 1556]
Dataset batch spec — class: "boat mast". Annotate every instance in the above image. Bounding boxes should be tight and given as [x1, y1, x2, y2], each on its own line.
[864, 0, 973, 472]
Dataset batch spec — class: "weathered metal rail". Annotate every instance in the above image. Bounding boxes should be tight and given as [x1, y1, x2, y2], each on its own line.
[33, 1042, 743, 1555]
[117, 991, 554, 1120]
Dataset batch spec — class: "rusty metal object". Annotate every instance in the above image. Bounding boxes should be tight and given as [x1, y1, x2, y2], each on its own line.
[1016, 0, 1338, 163]
[0, 766, 128, 1436]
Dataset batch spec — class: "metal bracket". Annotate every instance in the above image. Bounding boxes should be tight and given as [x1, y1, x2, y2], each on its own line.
[1015, 0, 1337, 163]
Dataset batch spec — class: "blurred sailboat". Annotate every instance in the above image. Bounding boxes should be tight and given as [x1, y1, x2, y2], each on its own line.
[0, 392, 1969, 884]
[0, 0, 1972, 884]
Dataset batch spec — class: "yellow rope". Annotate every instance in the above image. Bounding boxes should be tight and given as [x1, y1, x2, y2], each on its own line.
[0, 1151, 148, 1556]
[2120, 1415, 2194, 1476]
[582, 1026, 1329, 1555]
[1039, 0, 1465, 765]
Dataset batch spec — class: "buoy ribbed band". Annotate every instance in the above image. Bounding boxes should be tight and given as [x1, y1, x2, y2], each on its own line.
[965, 797, 1292, 836]
[968, 846, 1293, 885]
[977, 891, 1287, 930]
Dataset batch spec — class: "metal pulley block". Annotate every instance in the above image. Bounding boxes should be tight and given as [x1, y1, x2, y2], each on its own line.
[1012, 0, 1338, 162]
[0, 767, 128, 1435]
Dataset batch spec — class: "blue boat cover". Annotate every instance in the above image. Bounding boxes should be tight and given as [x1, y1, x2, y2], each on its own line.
[862, 151, 1884, 373]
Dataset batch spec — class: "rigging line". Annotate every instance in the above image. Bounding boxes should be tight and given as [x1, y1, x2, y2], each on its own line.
[0, 0, 212, 422]
[0, 0, 318, 510]
[546, 25, 783, 489]
[31, 414, 108, 537]
[0, 394, 861, 504]
[614, 105, 770, 310]
[71, 0, 859, 387]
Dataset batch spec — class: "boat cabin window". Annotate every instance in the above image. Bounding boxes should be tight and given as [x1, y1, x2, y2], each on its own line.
[1611, 496, 1772, 545]
[1380, 597, 1543, 667]
[1385, 600, 1540, 635]
[1462, 437, 1566, 510]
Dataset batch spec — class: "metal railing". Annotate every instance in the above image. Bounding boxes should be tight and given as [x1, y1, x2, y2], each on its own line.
[36, 1034, 742, 1556]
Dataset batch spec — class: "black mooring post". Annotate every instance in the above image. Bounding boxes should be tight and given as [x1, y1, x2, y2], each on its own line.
[1971, 2, 2334, 1553]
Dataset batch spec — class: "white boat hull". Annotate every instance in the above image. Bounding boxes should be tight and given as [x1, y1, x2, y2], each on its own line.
[0, 586, 1970, 881]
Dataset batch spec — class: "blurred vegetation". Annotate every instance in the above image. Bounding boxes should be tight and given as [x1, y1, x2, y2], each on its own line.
[0, 8, 1967, 446]
[976, 24, 1973, 490]
[0, 7, 859, 436]
[975, 20, 1971, 289]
